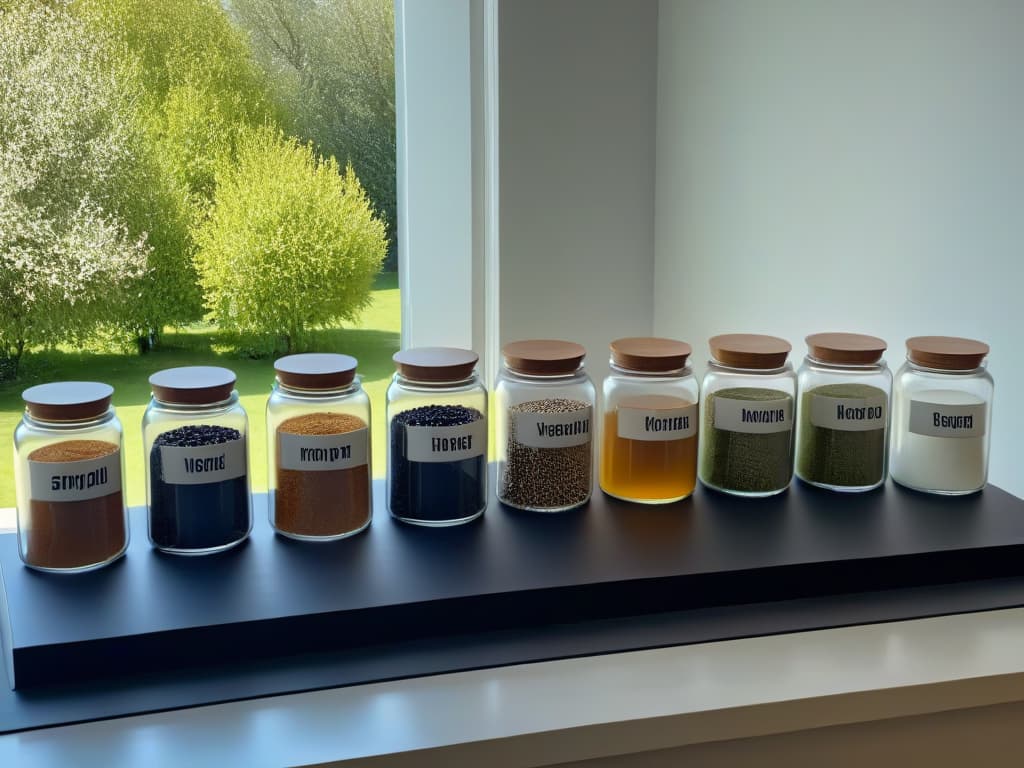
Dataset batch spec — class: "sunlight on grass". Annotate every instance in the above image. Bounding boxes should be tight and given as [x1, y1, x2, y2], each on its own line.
[0, 273, 399, 508]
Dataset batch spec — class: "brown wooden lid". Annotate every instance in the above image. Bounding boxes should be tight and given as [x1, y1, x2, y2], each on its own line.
[906, 336, 989, 370]
[502, 339, 586, 375]
[806, 332, 887, 365]
[708, 334, 791, 369]
[610, 337, 692, 372]
[275, 353, 357, 390]
[149, 366, 237, 405]
[23, 382, 114, 421]
[393, 347, 478, 383]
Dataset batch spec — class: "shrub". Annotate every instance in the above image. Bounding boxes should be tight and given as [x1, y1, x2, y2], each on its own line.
[194, 127, 386, 353]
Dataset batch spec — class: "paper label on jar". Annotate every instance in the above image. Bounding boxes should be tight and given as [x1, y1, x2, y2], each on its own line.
[514, 406, 593, 448]
[29, 451, 122, 502]
[713, 396, 792, 434]
[810, 394, 887, 432]
[909, 398, 987, 438]
[160, 439, 247, 485]
[617, 397, 697, 441]
[278, 428, 368, 471]
[405, 420, 487, 463]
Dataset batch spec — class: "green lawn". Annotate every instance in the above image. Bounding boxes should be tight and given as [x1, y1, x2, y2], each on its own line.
[0, 273, 400, 507]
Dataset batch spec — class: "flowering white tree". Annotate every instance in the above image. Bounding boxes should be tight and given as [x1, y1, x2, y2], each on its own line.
[0, 2, 149, 375]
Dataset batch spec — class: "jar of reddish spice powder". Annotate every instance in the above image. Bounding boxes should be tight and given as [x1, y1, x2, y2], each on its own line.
[14, 382, 129, 572]
[267, 353, 372, 540]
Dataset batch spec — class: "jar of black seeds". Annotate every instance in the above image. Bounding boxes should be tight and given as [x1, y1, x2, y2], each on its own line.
[698, 334, 796, 497]
[795, 333, 891, 492]
[496, 340, 595, 512]
[143, 366, 252, 554]
[386, 347, 487, 526]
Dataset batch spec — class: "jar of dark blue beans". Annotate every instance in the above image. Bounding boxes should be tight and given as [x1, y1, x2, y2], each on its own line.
[143, 366, 252, 554]
[386, 347, 488, 526]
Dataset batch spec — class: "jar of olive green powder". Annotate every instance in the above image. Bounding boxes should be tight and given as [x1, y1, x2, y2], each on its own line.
[698, 335, 796, 497]
[796, 333, 891, 492]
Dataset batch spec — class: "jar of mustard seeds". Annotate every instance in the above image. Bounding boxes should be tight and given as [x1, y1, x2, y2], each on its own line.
[795, 333, 891, 492]
[267, 353, 372, 540]
[600, 337, 698, 503]
[14, 382, 128, 572]
[698, 334, 796, 497]
[496, 340, 596, 512]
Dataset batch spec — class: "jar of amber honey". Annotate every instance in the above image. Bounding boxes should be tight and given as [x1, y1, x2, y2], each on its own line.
[599, 338, 698, 503]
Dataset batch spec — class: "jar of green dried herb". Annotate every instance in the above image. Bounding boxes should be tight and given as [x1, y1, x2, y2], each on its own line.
[795, 333, 891, 492]
[698, 334, 796, 497]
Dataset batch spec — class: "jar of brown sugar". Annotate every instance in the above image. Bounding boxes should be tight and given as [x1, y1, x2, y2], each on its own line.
[267, 353, 372, 540]
[14, 382, 128, 572]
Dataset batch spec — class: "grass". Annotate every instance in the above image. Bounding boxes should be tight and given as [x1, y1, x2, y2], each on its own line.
[0, 272, 400, 507]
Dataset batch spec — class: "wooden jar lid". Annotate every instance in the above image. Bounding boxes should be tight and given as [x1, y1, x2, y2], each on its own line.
[708, 334, 791, 370]
[610, 337, 692, 372]
[906, 336, 989, 370]
[502, 339, 586, 376]
[149, 366, 237, 405]
[275, 353, 357, 390]
[806, 332, 887, 365]
[393, 347, 479, 383]
[23, 381, 114, 421]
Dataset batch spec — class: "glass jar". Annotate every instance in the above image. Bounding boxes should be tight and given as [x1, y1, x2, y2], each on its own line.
[795, 333, 892, 492]
[14, 382, 128, 572]
[143, 366, 252, 554]
[386, 347, 488, 526]
[496, 340, 596, 512]
[600, 337, 699, 503]
[267, 353, 372, 540]
[890, 336, 993, 495]
[699, 334, 796, 497]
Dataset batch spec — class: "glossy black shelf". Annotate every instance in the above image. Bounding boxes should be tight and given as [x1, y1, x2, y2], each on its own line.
[2, 474, 1024, 732]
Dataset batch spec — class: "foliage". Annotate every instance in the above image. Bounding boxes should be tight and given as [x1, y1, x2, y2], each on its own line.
[230, 0, 397, 267]
[74, 0, 282, 337]
[194, 127, 386, 353]
[0, 1, 150, 376]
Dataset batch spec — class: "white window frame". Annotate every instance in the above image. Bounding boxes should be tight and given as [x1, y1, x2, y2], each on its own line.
[394, 0, 500, 383]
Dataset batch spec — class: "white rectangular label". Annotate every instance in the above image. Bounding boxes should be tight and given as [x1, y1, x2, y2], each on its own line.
[618, 404, 697, 441]
[810, 394, 887, 432]
[160, 439, 247, 485]
[405, 420, 487, 463]
[279, 428, 368, 471]
[909, 400, 986, 438]
[515, 406, 593, 448]
[713, 397, 792, 434]
[29, 451, 122, 503]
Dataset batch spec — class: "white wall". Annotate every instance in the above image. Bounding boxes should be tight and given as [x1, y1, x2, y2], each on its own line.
[499, 0, 659, 383]
[654, 0, 1024, 496]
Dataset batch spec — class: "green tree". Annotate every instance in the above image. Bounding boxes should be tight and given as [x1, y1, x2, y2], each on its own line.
[0, 2, 150, 375]
[194, 126, 386, 353]
[230, 0, 397, 267]
[75, 0, 281, 342]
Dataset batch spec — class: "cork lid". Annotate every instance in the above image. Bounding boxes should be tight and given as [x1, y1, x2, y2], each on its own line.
[806, 333, 887, 365]
[393, 347, 478, 383]
[709, 334, 791, 370]
[149, 366, 237, 405]
[610, 337, 692, 372]
[502, 339, 586, 376]
[23, 381, 114, 421]
[906, 336, 989, 371]
[275, 353, 357, 390]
